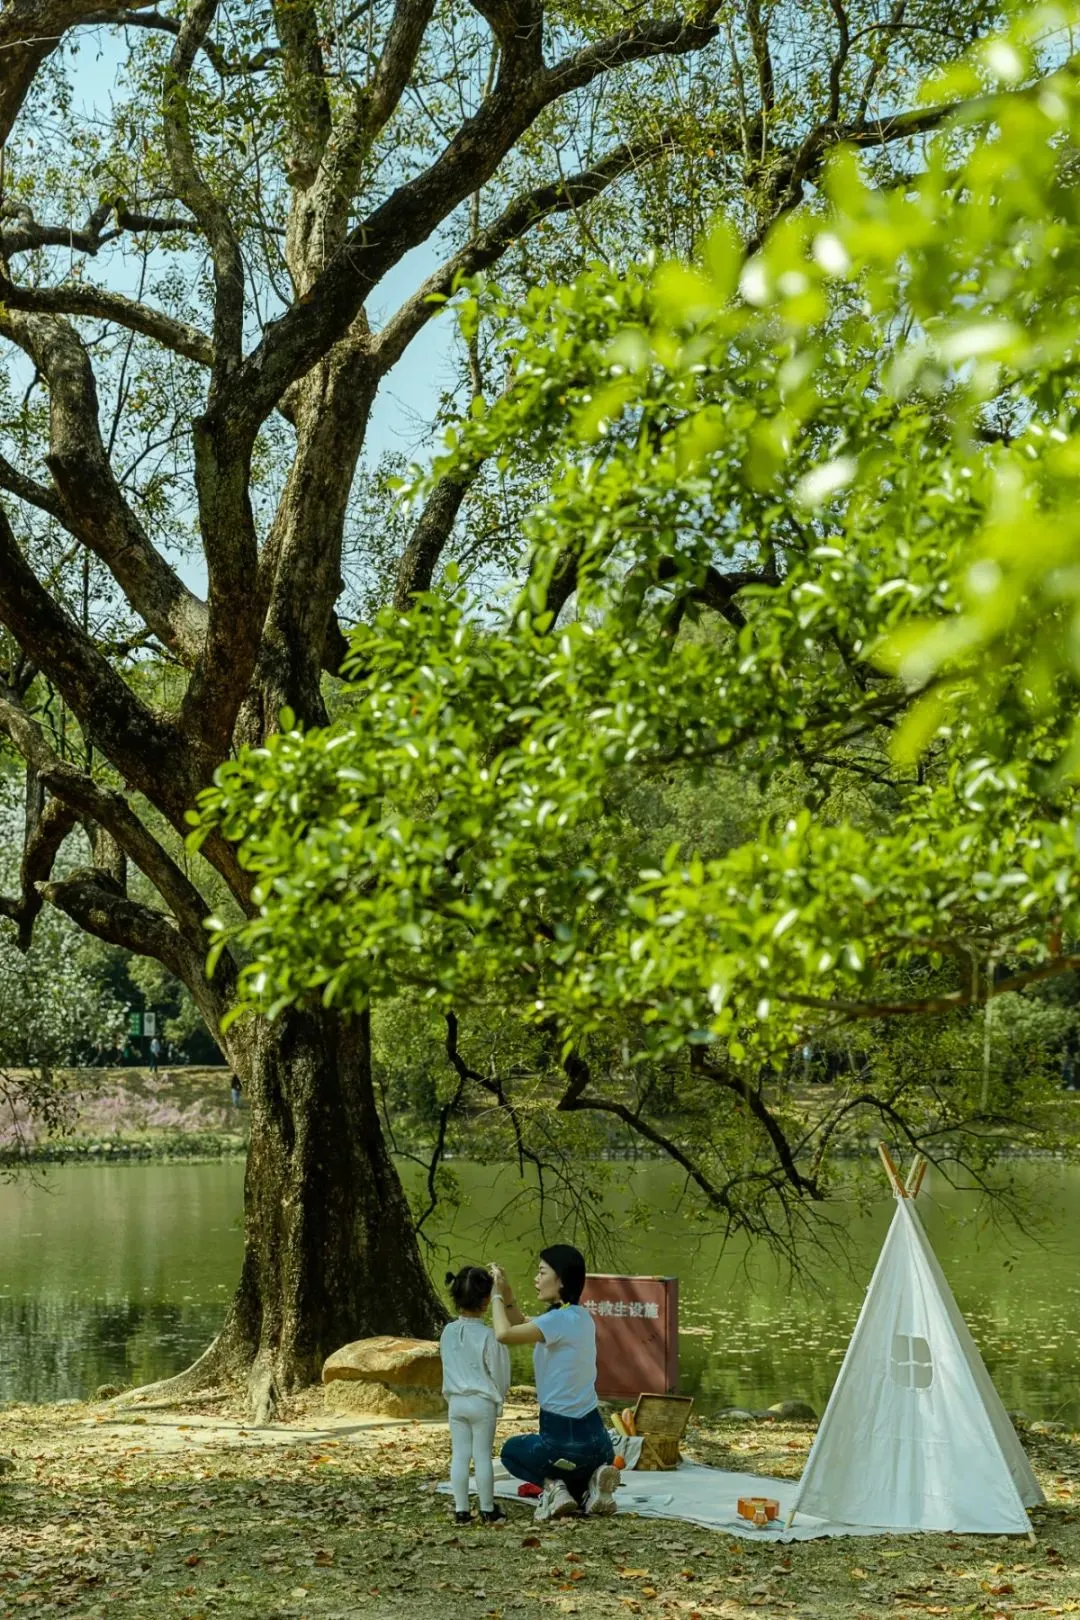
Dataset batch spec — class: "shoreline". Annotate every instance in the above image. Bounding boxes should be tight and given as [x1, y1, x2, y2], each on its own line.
[4, 1065, 1078, 1166]
[1, 1130, 248, 1165]
[4, 1136, 1075, 1167]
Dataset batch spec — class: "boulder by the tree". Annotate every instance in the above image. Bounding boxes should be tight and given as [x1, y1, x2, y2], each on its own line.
[322, 1336, 444, 1419]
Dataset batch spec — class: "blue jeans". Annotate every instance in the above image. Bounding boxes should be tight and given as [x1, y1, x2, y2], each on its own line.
[501, 1408, 614, 1503]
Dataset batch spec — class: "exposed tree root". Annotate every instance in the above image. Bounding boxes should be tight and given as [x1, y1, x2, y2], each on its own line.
[113, 1327, 291, 1427]
[108, 1331, 244, 1411]
[105, 1393, 230, 1412]
[247, 1350, 283, 1427]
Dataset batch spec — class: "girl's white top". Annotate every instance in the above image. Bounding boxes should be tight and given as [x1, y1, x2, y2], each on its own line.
[440, 1316, 512, 1409]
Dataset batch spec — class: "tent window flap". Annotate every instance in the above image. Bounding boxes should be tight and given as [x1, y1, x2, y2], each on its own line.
[891, 1333, 934, 1390]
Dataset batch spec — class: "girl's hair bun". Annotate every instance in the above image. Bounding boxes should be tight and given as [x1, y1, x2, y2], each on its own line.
[446, 1264, 495, 1311]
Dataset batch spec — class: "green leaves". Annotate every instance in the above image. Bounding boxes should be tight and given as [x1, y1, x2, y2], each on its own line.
[195, 10, 1080, 1080]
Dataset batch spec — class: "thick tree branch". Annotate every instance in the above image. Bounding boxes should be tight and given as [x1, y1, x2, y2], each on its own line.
[208, 6, 730, 437]
[0, 504, 203, 816]
[780, 951, 1080, 1020]
[0, 271, 214, 366]
[0, 687, 215, 944]
[0, 199, 196, 258]
[746, 0, 775, 114]
[544, 7, 726, 99]
[0, 452, 65, 521]
[0, 0, 147, 146]
[373, 132, 689, 372]
[83, 6, 279, 75]
[162, 0, 244, 380]
[41, 869, 229, 1030]
[826, 0, 851, 124]
[271, 0, 331, 189]
[392, 469, 480, 609]
[367, 1, 438, 143]
[653, 559, 772, 631]
[0, 308, 208, 661]
[0, 769, 78, 950]
[321, 612, 352, 678]
[468, 1, 544, 75]
[543, 542, 584, 622]
[163, 0, 262, 747]
[288, 1, 436, 273]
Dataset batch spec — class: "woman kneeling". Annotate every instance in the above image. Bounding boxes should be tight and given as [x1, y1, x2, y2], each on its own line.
[489, 1245, 618, 1521]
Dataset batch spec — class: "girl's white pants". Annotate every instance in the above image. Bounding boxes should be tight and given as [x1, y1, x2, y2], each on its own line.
[447, 1393, 499, 1512]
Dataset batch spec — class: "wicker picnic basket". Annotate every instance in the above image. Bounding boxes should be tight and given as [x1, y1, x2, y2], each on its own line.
[631, 1393, 694, 1471]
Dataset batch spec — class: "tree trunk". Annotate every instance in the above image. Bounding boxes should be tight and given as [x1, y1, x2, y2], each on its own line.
[176, 1004, 446, 1421]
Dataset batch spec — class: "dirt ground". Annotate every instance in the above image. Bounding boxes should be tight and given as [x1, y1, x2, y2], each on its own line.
[1, 1392, 1077, 1620]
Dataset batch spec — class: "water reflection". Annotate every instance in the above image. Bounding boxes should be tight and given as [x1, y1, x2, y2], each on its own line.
[0, 1296, 226, 1404]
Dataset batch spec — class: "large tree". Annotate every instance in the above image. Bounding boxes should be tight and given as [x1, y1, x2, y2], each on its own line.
[199, 10, 1080, 1257]
[0, 0, 1039, 1414]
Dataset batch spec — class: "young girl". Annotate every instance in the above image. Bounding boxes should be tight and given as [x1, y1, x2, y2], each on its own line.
[441, 1264, 512, 1524]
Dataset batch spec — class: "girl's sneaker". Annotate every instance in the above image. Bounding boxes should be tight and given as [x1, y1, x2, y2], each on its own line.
[583, 1464, 620, 1516]
[454, 1509, 473, 1525]
[480, 1505, 506, 1523]
[536, 1478, 578, 1521]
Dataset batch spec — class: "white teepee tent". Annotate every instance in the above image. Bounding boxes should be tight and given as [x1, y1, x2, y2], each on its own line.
[787, 1148, 1044, 1536]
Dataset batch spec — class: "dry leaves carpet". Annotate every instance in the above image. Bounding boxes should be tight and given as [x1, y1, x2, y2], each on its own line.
[1, 1397, 1077, 1620]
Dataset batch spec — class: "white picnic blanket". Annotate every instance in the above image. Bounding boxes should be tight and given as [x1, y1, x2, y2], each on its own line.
[438, 1457, 889, 1541]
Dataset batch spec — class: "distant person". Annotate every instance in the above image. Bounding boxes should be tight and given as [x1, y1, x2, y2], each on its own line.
[440, 1265, 511, 1525]
[229, 1075, 242, 1109]
[490, 1246, 618, 1520]
[148, 1035, 162, 1075]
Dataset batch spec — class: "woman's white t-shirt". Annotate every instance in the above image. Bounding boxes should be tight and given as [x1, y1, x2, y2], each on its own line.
[532, 1305, 597, 1418]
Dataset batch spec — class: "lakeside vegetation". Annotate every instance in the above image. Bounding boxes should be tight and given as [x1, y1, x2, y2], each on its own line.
[4, 1064, 1079, 1170]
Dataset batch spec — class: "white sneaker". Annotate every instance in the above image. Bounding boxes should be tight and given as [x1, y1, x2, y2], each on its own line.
[535, 1478, 578, 1521]
[583, 1463, 620, 1516]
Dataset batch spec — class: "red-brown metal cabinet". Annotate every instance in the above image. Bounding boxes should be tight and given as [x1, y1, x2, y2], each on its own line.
[580, 1273, 679, 1399]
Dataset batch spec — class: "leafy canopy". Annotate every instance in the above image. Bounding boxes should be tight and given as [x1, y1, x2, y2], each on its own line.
[196, 9, 1080, 1078]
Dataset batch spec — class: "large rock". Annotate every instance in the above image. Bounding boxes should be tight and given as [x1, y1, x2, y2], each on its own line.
[322, 1336, 444, 1419]
[322, 1336, 442, 1387]
[767, 1400, 818, 1422]
[324, 1380, 446, 1419]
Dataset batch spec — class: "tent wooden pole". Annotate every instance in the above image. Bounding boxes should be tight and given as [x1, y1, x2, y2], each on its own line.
[877, 1141, 907, 1196]
[907, 1156, 928, 1198]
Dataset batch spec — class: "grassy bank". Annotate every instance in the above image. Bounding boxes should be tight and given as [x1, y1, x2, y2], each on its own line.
[0, 1067, 246, 1164]
[1, 1394, 1076, 1619]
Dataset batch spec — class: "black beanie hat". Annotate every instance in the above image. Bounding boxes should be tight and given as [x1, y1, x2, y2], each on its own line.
[540, 1244, 586, 1305]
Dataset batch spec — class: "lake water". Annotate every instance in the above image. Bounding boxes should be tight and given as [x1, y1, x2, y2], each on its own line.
[1, 1159, 1077, 1421]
